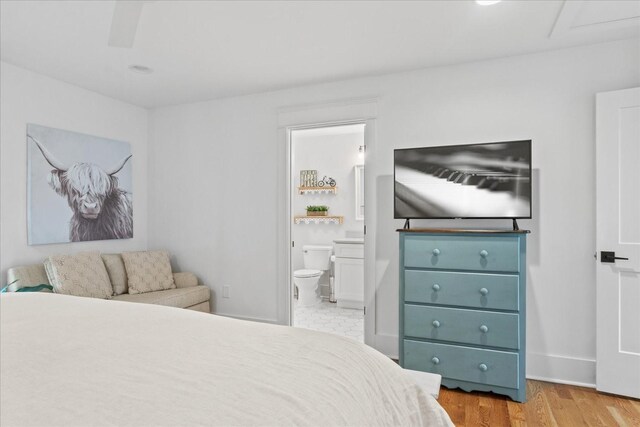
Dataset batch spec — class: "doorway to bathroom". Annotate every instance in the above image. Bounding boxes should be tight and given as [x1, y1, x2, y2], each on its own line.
[289, 123, 365, 343]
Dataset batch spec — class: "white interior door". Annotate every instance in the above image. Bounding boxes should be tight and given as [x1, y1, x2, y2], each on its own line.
[596, 87, 640, 399]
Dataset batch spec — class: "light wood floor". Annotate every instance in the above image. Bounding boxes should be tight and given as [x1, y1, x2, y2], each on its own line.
[438, 380, 640, 426]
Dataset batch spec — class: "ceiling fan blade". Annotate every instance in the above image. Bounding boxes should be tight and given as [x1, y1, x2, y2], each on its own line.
[108, 1, 145, 48]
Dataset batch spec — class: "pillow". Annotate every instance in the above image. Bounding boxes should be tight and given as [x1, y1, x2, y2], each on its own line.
[173, 272, 198, 289]
[44, 252, 113, 299]
[102, 254, 128, 295]
[121, 251, 175, 295]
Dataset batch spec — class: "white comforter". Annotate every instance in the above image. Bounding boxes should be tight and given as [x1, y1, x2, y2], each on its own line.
[0, 293, 452, 427]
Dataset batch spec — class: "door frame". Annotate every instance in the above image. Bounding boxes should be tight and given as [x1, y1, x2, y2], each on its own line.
[288, 121, 367, 323]
[276, 98, 378, 347]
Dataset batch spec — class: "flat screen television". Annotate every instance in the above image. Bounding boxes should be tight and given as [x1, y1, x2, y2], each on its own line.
[394, 140, 532, 219]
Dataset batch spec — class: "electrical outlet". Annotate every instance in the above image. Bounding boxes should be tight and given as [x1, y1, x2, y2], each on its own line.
[222, 285, 230, 298]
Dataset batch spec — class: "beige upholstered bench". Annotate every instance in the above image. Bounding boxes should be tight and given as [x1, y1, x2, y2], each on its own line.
[7, 253, 211, 313]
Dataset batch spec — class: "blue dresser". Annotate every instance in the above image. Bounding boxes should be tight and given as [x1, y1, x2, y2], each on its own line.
[399, 229, 528, 402]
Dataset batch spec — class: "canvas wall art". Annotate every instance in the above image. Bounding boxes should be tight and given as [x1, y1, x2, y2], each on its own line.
[27, 124, 133, 245]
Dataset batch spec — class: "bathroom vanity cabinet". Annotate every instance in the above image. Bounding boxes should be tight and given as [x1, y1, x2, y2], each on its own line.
[333, 238, 364, 309]
[398, 229, 528, 402]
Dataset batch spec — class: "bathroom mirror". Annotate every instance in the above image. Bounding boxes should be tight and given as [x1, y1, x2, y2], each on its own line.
[355, 165, 364, 221]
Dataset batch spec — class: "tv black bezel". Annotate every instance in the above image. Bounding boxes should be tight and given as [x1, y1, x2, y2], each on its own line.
[393, 139, 532, 220]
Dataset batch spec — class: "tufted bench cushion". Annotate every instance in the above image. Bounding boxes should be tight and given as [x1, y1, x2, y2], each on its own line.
[112, 285, 210, 312]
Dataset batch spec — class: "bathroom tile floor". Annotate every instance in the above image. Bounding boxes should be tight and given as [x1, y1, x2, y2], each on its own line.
[294, 300, 364, 343]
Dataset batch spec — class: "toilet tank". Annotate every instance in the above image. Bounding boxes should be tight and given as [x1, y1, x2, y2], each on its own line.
[302, 245, 333, 270]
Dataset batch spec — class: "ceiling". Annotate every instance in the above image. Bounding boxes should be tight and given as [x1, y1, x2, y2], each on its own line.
[1, 1, 638, 108]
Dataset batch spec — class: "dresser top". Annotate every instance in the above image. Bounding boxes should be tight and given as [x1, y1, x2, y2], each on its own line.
[396, 228, 531, 234]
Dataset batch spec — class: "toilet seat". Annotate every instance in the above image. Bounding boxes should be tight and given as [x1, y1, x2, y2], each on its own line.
[294, 269, 322, 278]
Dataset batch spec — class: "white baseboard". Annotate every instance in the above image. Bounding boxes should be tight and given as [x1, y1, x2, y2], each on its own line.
[526, 352, 596, 388]
[215, 312, 280, 325]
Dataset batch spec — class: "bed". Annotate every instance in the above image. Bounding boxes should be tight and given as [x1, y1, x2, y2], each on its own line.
[1, 293, 452, 426]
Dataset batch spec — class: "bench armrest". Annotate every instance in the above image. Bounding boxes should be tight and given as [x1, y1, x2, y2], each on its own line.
[6, 265, 50, 291]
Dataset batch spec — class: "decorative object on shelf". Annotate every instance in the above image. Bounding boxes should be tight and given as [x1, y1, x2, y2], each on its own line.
[317, 176, 336, 187]
[27, 124, 133, 245]
[300, 170, 318, 187]
[298, 186, 337, 195]
[306, 205, 329, 216]
[294, 216, 343, 225]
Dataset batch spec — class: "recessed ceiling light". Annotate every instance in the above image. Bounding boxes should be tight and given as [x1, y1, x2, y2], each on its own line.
[128, 65, 153, 74]
[476, 0, 502, 5]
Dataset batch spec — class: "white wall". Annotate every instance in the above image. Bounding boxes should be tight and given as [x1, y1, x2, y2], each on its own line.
[148, 39, 639, 384]
[0, 62, 149, 280]
[292, 127, 364, 297]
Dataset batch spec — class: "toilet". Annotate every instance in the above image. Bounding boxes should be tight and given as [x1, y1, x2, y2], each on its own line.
[294, 245, 333, 307]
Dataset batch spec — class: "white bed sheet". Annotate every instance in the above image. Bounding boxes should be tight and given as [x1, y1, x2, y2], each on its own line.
[0, 293, 452, 427]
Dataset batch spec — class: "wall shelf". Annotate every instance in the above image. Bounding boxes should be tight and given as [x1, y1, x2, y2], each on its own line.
[298, 186, 337, 195]
[294, 216, 343, 225]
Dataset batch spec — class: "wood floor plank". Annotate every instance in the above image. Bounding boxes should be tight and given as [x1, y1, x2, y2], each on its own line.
[477, 397, 492, 427]
[554, 382, 573, 400]
[480, 394, 510, 426]
[608, 407, 629, 427]
[477, 394, 497, 427]
[437, 380, 639, 426]
[439, 386, 466, 426]
[544, 382, 585, 426]
[614, 395, 640, 420]
[597, 392, 640, 426]
[570, 387, 610, 427]
[506, 399, 526, 427]
[524, 380, 558, 427]
[463, 392, 481, 427]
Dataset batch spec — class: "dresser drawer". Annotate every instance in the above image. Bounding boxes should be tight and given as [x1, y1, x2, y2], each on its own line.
[405, 270, 519, 310]
[404, 235, 520, 272]
[404, 305, 520, 349]
[404, 340, 519, 389]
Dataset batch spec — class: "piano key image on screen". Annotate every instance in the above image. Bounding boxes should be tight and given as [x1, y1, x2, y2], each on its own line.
[394, 141, 531, 218]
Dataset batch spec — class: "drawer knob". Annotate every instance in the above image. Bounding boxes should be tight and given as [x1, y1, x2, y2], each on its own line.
[431, 357, 440, 365]
[479, 249, 489, 258]
[432, 320, 441, 328]
[479, 287, 489, 296]
[479, 325, 489, 333]
[432, 284, 441, 291]
[478, 363, 488, 372]
[432, 248, 441, 256]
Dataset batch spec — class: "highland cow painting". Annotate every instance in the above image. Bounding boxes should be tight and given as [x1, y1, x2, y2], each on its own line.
[27, 124, 133, 245]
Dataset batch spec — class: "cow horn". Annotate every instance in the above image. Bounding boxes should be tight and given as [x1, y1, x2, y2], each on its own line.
[107, 154, 132, 175]
[28, 135, 68, 171]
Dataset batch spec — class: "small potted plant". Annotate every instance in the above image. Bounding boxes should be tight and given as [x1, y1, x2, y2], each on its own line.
[306, 205, 329, 216]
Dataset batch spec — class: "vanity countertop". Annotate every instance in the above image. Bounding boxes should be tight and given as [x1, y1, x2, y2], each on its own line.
[333, 237, 364, 244]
